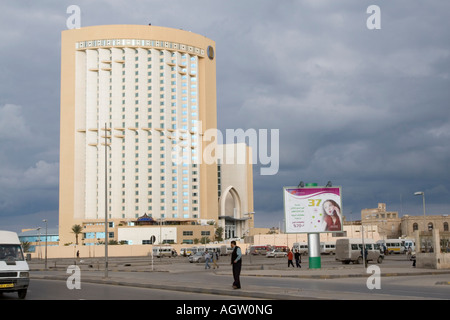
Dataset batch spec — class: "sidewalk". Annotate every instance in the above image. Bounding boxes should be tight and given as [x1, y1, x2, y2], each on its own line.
[29, 257, 450, 300]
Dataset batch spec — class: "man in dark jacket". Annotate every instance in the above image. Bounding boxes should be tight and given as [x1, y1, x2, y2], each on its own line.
[231, 241, 242, 289]
[294, 249, 301, 268]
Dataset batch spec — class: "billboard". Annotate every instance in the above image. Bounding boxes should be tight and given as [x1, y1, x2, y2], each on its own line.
[284, 186, 343, 233]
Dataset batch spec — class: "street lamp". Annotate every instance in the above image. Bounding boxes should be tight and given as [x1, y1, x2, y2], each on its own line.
[414, 191, 426, 231]
[42, 219, 48, 269]
[102, 122, 112, 278]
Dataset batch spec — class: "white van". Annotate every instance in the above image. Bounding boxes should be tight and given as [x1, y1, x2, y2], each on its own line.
[292, 242, 308, 255]
[205, 244, 227, 256]
[320, 242, 336, 255]
[152, 246, 174, 258]
[0, 231, 30, 299]
[180, 247, 195, 256]
[335, 238, 384, 265]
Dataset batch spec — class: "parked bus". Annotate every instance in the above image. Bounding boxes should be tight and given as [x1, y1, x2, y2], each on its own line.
[152, 245, 175, 258]
[249, 245, 271, 255]
[384, 239, 404, 254]
[272, 245, 288, 252]
[320, 242, 336, 255]
[335, 238, 384, 264]
[292, 242, 308, 255]
[180, 247, 196, 256]
[195, 244, 229, 256]
[205, 244, 228, 256]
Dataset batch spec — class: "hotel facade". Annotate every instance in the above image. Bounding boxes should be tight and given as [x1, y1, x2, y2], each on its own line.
[59, 25, 253, 246]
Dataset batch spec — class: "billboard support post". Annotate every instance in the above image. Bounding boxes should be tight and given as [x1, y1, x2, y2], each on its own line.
[308, 233, 321, 269]
[305, 183, 321, 269]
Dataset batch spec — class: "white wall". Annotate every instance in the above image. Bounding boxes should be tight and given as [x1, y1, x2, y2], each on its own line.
[118, 226, 177, 245]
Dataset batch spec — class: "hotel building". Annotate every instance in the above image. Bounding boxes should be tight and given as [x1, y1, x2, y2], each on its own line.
[59, 25, 253, 246]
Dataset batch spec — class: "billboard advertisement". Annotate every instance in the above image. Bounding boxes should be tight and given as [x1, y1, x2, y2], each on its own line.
[284, 187, 343, 233]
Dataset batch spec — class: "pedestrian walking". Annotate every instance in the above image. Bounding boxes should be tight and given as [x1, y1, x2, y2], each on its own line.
[294, 249, 301, 268]
[212, 249, 219, 269]
[230, 241, 242, 289]
[287, 249, 294, 267]
[204, 250, 211, 269]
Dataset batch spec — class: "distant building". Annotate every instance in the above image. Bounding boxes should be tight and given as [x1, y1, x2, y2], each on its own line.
[59, 25, 254, 246]
[18, 228, 59, 254]
[401, 214, 450, 237]
[361, 203, 401, 239]
[362, 203, 450, 239]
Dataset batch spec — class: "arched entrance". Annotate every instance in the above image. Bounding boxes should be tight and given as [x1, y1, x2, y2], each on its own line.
[219, 186, 248, 239]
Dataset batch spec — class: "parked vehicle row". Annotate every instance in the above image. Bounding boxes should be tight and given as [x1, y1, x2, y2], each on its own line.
[154, 237, 417, 261]
[180, 244, 230, 257]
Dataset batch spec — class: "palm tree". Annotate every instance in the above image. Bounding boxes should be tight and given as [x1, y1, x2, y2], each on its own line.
[215, 227, 224, 242]
[21, 241, 31, 253]
[71, 224, 83, 245]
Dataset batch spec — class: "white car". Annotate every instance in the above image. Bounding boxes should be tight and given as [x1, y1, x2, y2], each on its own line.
[188, 252, 206, 263]
[266, 250, 287, 258]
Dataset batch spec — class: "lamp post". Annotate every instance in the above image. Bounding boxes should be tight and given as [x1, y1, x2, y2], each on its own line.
[103, 122, 111, 278]
[414, 191, 426, 231]
[42, 219, 48, 269]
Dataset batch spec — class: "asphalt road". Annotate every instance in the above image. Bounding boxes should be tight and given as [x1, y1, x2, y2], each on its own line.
[19, 254, 450, 300]
[0, 279, 261, 300]
[236, 274, 450, 300]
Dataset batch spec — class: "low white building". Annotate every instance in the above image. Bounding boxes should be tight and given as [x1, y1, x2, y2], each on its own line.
[118, 226, 177, 245]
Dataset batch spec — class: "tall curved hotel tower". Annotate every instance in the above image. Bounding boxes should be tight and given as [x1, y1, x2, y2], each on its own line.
[59, 25, 253, 245]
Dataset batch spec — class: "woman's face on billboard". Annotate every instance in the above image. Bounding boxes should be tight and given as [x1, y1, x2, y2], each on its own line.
[323, 201, 336, 216]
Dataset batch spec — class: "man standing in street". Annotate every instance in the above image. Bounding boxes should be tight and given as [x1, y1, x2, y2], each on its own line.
[230, 241, 242, 289]
[294, 249, 301, 268]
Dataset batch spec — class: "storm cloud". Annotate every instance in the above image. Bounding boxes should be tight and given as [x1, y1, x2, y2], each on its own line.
[0, 0, 449, 231]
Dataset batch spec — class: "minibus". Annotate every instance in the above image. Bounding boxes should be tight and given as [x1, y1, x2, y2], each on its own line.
[385, 239, 404, 254]
[152, 245, 175, 258]
[292, 242, 309, 255]
[320, 242, 336, 255]
[336, 238, 383, 264]
[0, 231, 30, 299]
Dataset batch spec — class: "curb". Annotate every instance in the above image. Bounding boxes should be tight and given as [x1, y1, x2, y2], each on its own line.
[30, 274, 314, 300]
[220, 270, 450, 280]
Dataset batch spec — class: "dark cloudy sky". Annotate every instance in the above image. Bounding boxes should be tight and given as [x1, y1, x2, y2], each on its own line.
[1, 0, 449, 232]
